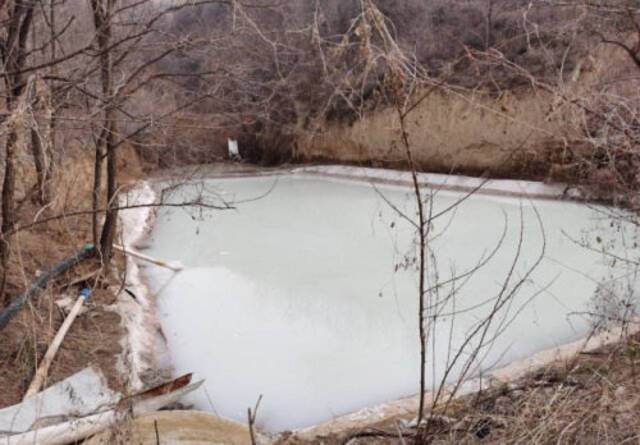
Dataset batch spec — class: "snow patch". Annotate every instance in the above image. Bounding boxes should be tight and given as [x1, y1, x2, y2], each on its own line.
[115, 182, 163, 391]
[293, 165, 578, 199]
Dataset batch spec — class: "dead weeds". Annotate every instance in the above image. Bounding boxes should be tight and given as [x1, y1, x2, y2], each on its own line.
[0, 144, 141, 408]
[279, 332, 640, 444]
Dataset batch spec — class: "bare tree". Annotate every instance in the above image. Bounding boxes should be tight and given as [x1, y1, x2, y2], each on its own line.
[0, 0, 36, 298]
[89, 0, 117, 259]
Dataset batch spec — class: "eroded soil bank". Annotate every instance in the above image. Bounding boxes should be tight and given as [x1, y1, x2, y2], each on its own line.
[0, 143, 144, 408]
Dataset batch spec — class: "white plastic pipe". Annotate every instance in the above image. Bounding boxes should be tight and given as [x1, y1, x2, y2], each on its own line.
[113, 244, 182, 271]
[23, 288, 91, 400]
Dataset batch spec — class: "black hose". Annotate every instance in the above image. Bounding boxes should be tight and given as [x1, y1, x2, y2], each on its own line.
[0, 243, 96, 331]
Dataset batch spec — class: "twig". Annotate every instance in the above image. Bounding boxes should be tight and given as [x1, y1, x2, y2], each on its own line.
[247, 394, 262, 445]
[154, 419, 160, 445]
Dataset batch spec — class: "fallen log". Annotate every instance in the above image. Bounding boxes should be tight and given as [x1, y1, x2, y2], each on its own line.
[23, 288, 92, 400]
[0, 243, 95, 331]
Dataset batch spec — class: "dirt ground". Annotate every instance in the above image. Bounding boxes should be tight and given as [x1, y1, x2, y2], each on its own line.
[0, 282, 124, 407]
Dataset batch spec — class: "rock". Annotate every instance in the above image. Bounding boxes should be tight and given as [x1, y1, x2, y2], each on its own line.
[55, 295, 89, 315]
[614, 386, 626, 398]
[85, 410, 257, 445]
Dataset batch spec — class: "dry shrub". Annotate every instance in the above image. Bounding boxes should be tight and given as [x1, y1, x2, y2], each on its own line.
[134, 113, 230, 171]
[429, 336, 640, 444]
[279, 334, 640, 444]
[143, 0, 590, 165]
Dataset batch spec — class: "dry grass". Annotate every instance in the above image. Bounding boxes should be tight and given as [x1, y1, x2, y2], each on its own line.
[0, 141, 142, 408]
[296, 87, 568, 179]
[279, 331, 640, 445]
[0, 285, 124, 407]
[426, 335, 640, 444]
[293, 39, 640, 194]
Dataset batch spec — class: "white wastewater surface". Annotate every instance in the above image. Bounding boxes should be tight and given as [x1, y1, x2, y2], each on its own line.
[142, 174, 636, 432]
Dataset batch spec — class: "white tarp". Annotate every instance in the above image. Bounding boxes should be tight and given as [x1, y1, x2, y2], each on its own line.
[228, 139, 240, 160]
[0, 367, 118, 434]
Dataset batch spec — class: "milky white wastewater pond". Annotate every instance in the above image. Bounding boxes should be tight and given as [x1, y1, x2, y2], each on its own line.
[141, 173, 634, 432]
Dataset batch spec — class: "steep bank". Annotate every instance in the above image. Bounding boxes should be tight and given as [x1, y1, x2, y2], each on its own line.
[0, 142, 143, 407]
[296, 88, 569, 178]
[284, 43, 637, 197]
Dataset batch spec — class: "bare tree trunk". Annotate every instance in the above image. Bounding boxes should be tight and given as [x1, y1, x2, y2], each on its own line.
[28, 75, 53, 206]
[0, 131, 18, 295]
[30, 128, 50, 205]
[402, 118, 428, 428]
[0, 0, 35, 301]
[42, 0, 57, 206]
[44, 117, 56, 203]
[90, 0, 118, 263]
[485, 0, 494, 50]
[92, 131, 105, 245]
[99, 119, 118, 260]
[395, 103, 428, 428]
